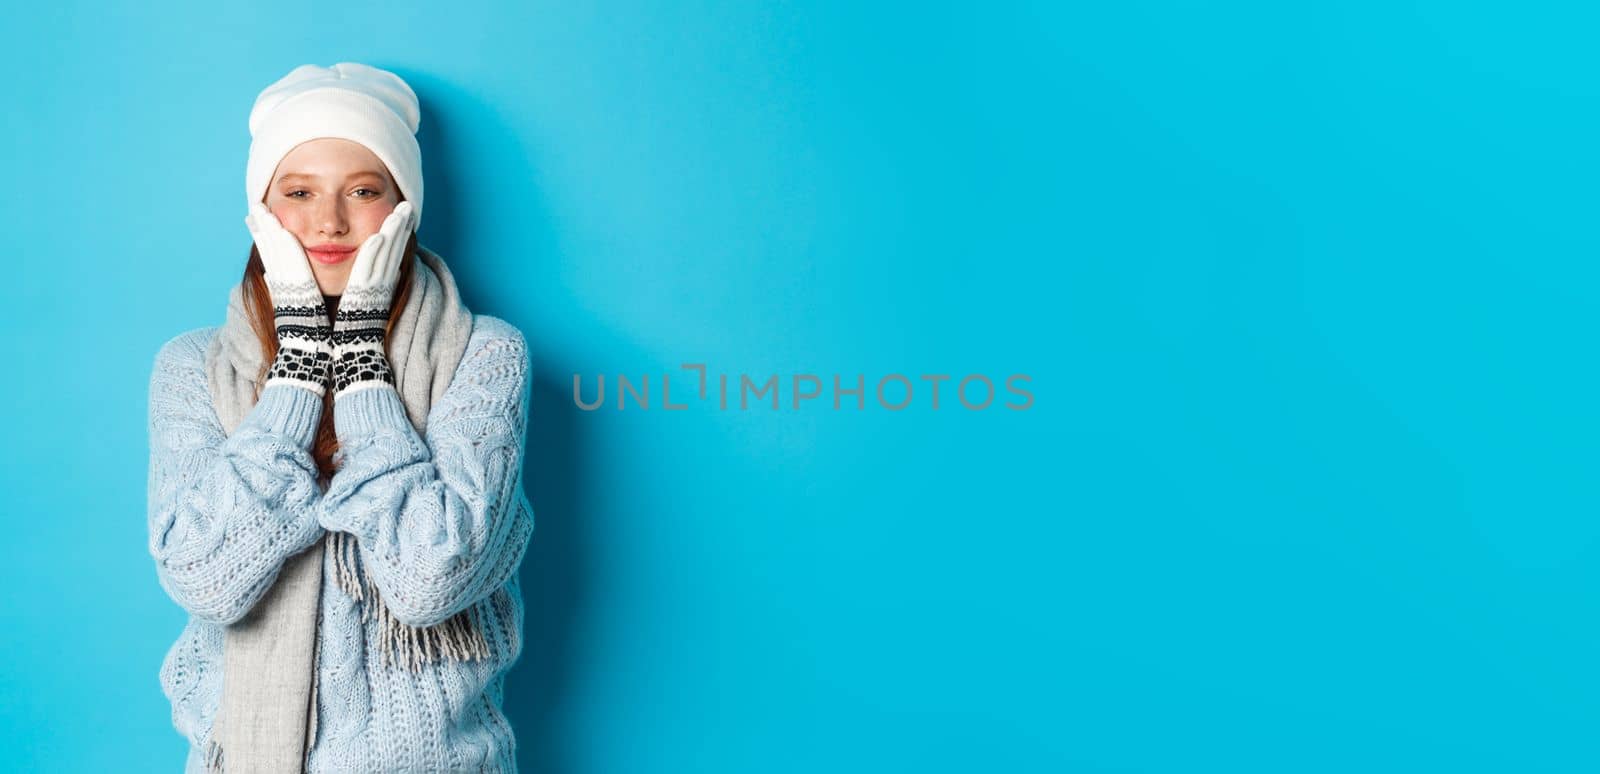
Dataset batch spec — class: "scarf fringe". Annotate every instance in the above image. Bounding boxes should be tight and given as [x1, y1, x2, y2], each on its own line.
[204, 735, 224, 773]
[327, 530, 492, 672]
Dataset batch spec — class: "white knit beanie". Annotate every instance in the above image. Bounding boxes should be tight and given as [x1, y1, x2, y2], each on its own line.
[245, 62, 424, 227]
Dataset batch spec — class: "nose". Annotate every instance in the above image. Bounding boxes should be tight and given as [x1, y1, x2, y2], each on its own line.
[313, 198, 348, 238]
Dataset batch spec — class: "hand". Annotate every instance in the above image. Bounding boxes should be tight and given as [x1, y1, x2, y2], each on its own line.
[331, 201, 417, 399]
[246, 202, 334, 396]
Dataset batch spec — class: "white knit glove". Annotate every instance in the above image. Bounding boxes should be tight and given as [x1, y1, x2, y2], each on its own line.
[332, 201, 417, 399]
[245, 202, 334, 396]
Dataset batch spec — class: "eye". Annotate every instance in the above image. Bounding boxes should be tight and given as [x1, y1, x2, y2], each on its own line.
[285, 190, 309, 199]
[354, 188, 380, 198]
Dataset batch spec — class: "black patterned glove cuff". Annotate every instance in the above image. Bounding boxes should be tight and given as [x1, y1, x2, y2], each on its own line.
[265, 300, 335, 396]
[332, 304, 396, 399]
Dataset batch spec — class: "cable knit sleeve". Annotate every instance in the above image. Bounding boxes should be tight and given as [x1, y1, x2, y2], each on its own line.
[146, 330, 328, 625]
[318, 317, 535, 629]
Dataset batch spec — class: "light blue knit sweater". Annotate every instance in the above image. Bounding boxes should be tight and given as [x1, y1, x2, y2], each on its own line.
[147, 315, 534, 773]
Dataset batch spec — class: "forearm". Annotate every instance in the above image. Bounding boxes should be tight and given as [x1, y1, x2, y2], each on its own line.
[148, 382, 328, 624]
[320, 383, 531, 627]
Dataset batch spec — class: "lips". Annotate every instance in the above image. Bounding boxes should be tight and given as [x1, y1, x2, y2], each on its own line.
[307, 246, 356, 265]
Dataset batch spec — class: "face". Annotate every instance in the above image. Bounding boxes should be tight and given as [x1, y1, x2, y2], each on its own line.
[261, 137, 403, 295]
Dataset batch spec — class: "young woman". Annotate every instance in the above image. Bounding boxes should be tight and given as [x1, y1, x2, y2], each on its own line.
[147, 63, 534, 772]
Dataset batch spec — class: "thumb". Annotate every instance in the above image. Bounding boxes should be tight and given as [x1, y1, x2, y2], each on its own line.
[350, 231, 387, 281]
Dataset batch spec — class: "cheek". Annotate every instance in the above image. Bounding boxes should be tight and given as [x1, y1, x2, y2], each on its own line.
[356, 212, 393, 239]
[268, 207, 312, 235]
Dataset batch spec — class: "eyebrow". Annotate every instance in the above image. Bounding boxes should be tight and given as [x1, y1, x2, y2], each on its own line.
[276, 171, 387, 184]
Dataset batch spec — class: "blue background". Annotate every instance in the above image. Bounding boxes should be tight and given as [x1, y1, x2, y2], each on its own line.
[1, 1, 1594, 771]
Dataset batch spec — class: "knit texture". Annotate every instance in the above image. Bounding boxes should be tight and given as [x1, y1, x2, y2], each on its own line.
[148, 315, 534, 773]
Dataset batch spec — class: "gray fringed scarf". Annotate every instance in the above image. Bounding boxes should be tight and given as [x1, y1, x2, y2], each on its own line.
[200, 245, 481, 772]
